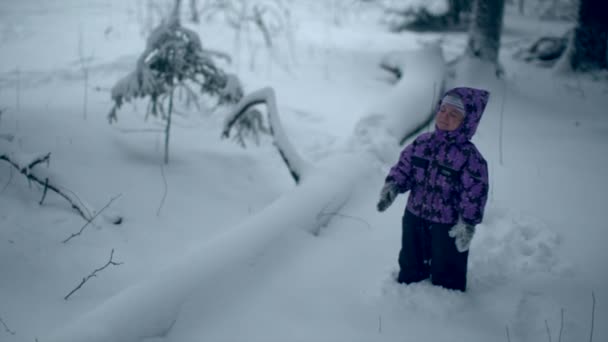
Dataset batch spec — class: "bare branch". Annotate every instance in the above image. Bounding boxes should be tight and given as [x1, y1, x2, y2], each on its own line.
[62, 194, 122, 244]
[0, 315, 16, 335]
[545, 319, 553, 342]
[157, 164, 168, 216]
[26, 153, 51, 172]
[39, 177, 49, 205]
[64, 249, 123, 300]
[0, 133, 15, 142]
[506, 325, 511, 342]
[1, 165, 14, 194]
[0, 154, 92, 221]
[317, 212, 372, 231]
[558, 308, 564, 342]
[115, 128, 164, 134]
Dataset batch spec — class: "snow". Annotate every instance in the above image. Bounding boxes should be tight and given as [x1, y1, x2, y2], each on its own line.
[1, 1, 607, 342]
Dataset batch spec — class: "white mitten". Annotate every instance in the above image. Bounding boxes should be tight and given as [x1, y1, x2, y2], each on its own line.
[448, 221, 475, 252]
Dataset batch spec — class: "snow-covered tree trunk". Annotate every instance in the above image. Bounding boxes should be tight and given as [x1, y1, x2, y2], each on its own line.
[46, 46, 445, 342]
[567, 0, 608, 71]
[465, 0, 506, 66]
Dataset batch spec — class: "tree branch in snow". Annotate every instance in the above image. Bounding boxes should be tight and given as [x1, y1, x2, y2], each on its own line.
[39, 177, 49, 205]
[64, 249, 123, 301]
[1, 166, 13, 194]
[589, 291, 595, 342]
[506, 325, 511, 342]
[545, 319, 553, 342]
[317, 212, 372, 231]
[222, 87, 308, 184]
[157, 164, 168, 216]
[62, 194, 122, 244]
[0, 153, 94, 221]
[0, 315, 16, 335]
[379, 59, 402, 80]
[558, 308, 564, 342]
[0, 133, 15, 142]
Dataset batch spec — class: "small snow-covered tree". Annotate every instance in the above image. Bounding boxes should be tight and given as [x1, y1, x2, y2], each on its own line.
[108, 4, 243, 164]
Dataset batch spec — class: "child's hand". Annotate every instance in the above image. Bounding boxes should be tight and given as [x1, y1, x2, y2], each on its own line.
[377, 181, 398, 212]
[448, 222, 475, 252]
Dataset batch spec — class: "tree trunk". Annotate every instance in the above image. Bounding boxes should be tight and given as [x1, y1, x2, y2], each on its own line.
[465, 0, 506, 65]
[569, 0, 608, 71]
[189, 0, 199, 23]
[519, 0, 525, 15]
[171, 0, 182, 24]
[164, 87, 174, 165]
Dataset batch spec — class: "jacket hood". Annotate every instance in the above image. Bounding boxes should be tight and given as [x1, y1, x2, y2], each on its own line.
[435, 87, 490, 143]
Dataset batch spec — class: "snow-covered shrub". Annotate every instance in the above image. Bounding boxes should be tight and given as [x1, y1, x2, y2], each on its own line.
[108, 16, 244, 163]
[197, 0, 295, 70]
[535, 0, 578, 21]
[380, 0, 471, 32]
[229, 108, 270, 148]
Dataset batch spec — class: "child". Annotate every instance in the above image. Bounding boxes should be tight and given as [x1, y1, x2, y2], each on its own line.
[376, 87, 490, 292]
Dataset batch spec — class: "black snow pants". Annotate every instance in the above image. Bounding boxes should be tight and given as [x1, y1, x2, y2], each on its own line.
[397, 210, 469, 291]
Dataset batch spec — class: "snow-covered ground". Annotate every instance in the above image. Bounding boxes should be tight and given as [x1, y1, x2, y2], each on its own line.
[1, 1, 607, 342]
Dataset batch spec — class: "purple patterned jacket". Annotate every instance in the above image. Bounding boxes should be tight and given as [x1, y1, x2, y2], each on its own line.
[386, 87, 490, 226]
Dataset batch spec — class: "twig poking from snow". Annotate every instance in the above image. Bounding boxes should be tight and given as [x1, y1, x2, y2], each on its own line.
[0, 133, 15, 142]
[506, 325, 511, 342]
[39, 177, 49, 205]
[157, 164, 168, 217]
[64, 249, 123, 300]
[15, 68, 21, 113]
[378, 315, 382, 334]
[545, 319, 553, 342]
[0, 153, 92, 221]
[26, 153, 51, 172]
[427, 82, 437, 134]
[0, 315, 16, 335]
[317, 212, 372, 231]
[116, 128, 165, 134]
[62, 194, 122, 244]
[499, 79, 507, 166]
[558, 309, 564, 342]
[590, 291, 596, 342]
[1, 166, 14, 194]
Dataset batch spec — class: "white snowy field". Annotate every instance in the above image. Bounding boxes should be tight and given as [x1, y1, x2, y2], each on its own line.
[1, 1, 607, 342]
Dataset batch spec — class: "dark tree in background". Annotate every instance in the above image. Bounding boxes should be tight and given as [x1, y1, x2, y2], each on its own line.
[448, 0, 473, 26]
[386, 0, 473, 32]
[465, 0, 506, 66]
[569, 0, 608, 71]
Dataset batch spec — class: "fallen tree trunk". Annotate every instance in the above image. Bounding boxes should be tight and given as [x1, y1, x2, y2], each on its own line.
[46, 45, 445, 342]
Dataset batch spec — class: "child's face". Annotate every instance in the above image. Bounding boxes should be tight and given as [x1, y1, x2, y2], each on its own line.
[436, 104, 465, 131]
